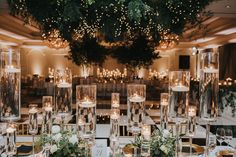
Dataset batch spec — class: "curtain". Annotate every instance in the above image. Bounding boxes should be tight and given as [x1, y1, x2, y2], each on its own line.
[219, 43, 236, 80]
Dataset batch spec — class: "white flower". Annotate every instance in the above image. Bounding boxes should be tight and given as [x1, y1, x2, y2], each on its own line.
[52, 133, 62, 142]
[52, 125, 60, 134]
[160, 145, 168, 155]
[1, 153, 7, 157]
[163, 129, 170, 138]
[69, 134, 78, 145]
[50, 144, 58, 154]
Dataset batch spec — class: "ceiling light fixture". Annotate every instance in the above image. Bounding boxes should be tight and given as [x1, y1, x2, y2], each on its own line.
[42, 29, 68, 49]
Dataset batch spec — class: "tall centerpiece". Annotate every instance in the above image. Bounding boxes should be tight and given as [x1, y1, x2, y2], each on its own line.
[199, 49, 219, 156]
[28, 104, 38, 157]
[169, 71, 190, 157]
[110, 93, 120, 156]
[160, 93, 169, 129]
[127, 84, 146, 134]
[54, 68, 72, 117]
[76, 85, 97, 145]
[0, 48, 21, 121]
[6, 123, 17, 156]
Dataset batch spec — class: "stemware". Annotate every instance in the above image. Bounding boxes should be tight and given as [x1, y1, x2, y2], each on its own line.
[216, 128, 225, 146]
[188, 106, 196, 156]
[28, 104, 38, 157]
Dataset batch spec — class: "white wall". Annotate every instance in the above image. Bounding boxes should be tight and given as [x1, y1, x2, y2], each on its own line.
[20, 46, 197, 77]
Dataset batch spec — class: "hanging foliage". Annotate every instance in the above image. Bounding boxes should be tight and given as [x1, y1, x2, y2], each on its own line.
[7, 0, 214, 65]
[112, 35, 160, 69]
[67, 36, 108, 66]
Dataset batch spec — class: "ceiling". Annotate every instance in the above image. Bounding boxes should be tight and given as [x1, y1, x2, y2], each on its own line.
[0, 0, 236, 50]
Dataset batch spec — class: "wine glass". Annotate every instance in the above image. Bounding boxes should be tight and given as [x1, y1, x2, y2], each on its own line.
[225, 129, 233, 144]
[216, 128, 225, 146]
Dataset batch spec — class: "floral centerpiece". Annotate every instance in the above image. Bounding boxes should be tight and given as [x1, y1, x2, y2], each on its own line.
[39, 125, 86, 157]
[123, 128, 175, 157]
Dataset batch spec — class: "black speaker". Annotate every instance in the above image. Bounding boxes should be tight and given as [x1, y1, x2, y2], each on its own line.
[179, 55, 190, 70]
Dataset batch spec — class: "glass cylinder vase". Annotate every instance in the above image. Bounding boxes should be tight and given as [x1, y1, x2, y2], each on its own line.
[127, 84, 146, 135]
[54, 68, 72, 116]
[42, 96, 53, 134]
[6, 123, 17, 156]
[169, 71, 190, 124]
[160, 93, 169, 129]
[76, 85, 96, 144]
[199, 49, 219, 156]
[0, 48, 21, 121]
[169, 71, 190, 157]
[199, 49, 219, 122]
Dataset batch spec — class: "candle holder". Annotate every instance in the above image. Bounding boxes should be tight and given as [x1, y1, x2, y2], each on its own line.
[141, 125, 151, 157]
[111, 93, 120, 109]
[54, 68, 72, 116]
[127, 84, 146, 134]
[160, 93, 169, 129]
[188, 106, 196, 156]
[110, 93, 120, 156]
[76, 85, 96, 145]
[199, 49, 219, 156]
[42, 96, 53, 154]
[6, 123, 17, 156]
[0, 48, 21, 121]
[169, 71, 190, 157]
[28, 104, 38, 157]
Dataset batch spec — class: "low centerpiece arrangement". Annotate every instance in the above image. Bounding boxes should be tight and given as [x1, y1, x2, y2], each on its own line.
[123, 128, 176, 157]
[39, 125, 86, 157]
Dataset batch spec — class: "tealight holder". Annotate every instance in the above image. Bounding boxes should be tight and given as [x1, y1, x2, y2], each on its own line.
[110, 108, 120, 156]
[6, 123, 17, 156]
[76, 85, 96, 144]
[169, 71, 190, 157]
[111, 93, 120, 109]
[0, 48, 21, 121]
[141, 125, 151, 157]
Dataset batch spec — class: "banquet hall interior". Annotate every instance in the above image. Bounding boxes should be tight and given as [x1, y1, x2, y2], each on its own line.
[0, 0, 236, 156]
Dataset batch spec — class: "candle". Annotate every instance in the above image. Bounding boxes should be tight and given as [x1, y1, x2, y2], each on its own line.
[5, 65, 20, 73]
[161, 99, 168, 106]
[172, 85, 189, 92]
[188, 107, 196, 117]
[9, 48, 12, 65]
[6, 127, 16, 133]
[129, 93, 145, 102]
[80, 98, 95, 108]
[57, 81, 71, 88]
[45, 106, 53, 112]
[203, 67, 218, 73]
[111, 111, 120, 119]
[112, 100, 119, 108]
[29, 107, 38, 114]
[141, 125, 151, 140]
